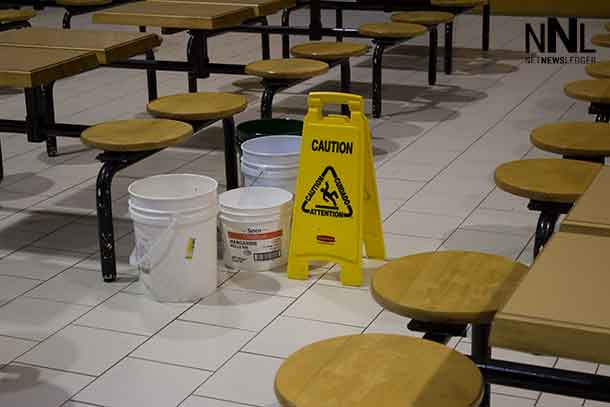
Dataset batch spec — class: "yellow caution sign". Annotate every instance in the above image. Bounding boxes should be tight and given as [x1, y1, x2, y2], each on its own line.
[287, 92, 385, 286]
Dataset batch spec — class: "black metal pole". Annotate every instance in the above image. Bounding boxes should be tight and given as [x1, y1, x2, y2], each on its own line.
[310, 0, 322, 40]
[140, 26, 158, 102]
[444, 21, 453, 75]
[222, 117, 239, 190]
[482, 3, 490, 51]
[335, 8, 343, 42]
[428, 27, 438, 86]
[472, 324, 491, 407]
[479, 358, 610, 402]
[261, 17, 271, 60]
[340, 60, 350, 116]
[371, 40, 387, 118]
[281, 8, 292, 58]
[43, 82, 58, 157]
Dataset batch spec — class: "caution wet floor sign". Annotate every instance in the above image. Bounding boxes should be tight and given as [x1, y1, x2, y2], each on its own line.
[287, 92, 385, 286]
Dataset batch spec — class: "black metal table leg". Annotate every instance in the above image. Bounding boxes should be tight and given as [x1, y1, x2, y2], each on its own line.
[444, 21, 453, 75]
[0, 139, 3, 182]
[372, 40, 389, 118]
[261, 17, 271, 60]
[140, 26, 158, 102]
[281, 8, 292, 58]
[482, 3, 490, 51]
[24, 87, 46, 143]
[429, 27, 438, 85]
[222, 117, 239, 190]
[335, 9, 343, 42]
[187, 30, 210, 92]
[340, 60, 351, 116]
[472, 324, 492, 407]
[42, 82, 58, 157]
[309, 0, 322, 40]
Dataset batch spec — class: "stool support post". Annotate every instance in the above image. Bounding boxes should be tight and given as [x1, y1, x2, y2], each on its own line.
[472, 324, 492, 407]
[222, 117, 239, 190]
[590, 103, 610, 122]
[444, 22, 453, 75]
[482, 3, 490, 51]
[62, 8, 72, 29]
[95, 151, 157, 282]
[340, 60, 351, 116]
[96, 159, 128, 282]
[533, 210, 560, 258]
[187, 30, 209, 92]
[429, 27, 438, 86]
[260, 79, 287, 119]
[528, 200, 572, 258]
[261, 17, 271, 60]
[372, 40, 388, 118]
[42, 82, 58, 157]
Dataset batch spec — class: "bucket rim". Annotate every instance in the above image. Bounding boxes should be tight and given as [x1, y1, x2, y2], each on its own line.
[219, 187, 293, 211]
[128, 174, 218, 202]
[241, 135, 302, 158]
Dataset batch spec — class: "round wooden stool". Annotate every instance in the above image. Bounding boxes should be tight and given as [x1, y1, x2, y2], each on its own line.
[564, 79, 610, 122]
[392, 11, 455, 85]
[147, 92, 247, 190]
[586, 61, 610, 79]
[290, 42, 368, 115]
[495, 159, 602, 257]
[56, 0, 112, 28]
[358, 22, 427, 118]
[371, 251, 528, 407]
[592, 33, 610, 48]
[275, 334, 484, 407]
[531, 122, 610, 163]
[245, 58, 329, 119]
[81, 119, 193, 282]
[0, 9, 36, 30]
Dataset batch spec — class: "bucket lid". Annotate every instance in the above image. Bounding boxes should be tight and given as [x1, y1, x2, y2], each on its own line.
[219, 187, 293, 212]
[241, 135, 301, 158]
[128, 174, 218, 202]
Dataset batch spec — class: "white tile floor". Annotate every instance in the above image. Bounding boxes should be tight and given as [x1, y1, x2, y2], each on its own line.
[0, 5, 609, 407]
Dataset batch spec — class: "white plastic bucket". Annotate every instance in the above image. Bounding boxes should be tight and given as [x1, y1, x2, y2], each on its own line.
[241, 135, 301, 166]
[219, 187, 293, 271]
[240, 135, 301, 192]
[127, 174, 218, 302]
[241, 160, 299, 193]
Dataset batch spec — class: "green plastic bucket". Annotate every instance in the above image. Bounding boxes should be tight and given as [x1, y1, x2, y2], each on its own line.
[236, 119, 303, 146]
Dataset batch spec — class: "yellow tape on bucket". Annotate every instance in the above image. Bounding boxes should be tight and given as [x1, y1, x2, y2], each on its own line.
[287, 92, 385, 286]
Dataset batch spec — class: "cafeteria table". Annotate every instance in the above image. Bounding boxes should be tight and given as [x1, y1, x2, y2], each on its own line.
[0, 28, 161, 161]
[483, 231, 610, 401]
[93, 0, 295, 91]
[561, 166, 610, 236]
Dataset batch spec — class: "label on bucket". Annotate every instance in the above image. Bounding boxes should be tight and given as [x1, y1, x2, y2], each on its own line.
[227, 229, 283, 264]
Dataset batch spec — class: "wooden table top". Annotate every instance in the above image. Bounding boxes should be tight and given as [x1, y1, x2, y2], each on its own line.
[0, 46, 98, 88]
[491, 231, 610, 365]
[0, 27, 161, 65]
[93, 1, 256, 30]
[561, 166, 610, 237]
[147, 0, 295, 17]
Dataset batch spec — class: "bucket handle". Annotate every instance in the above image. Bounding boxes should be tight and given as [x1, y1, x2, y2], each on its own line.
[128, 204, 212, 271]
[129, 216, 179, 271]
